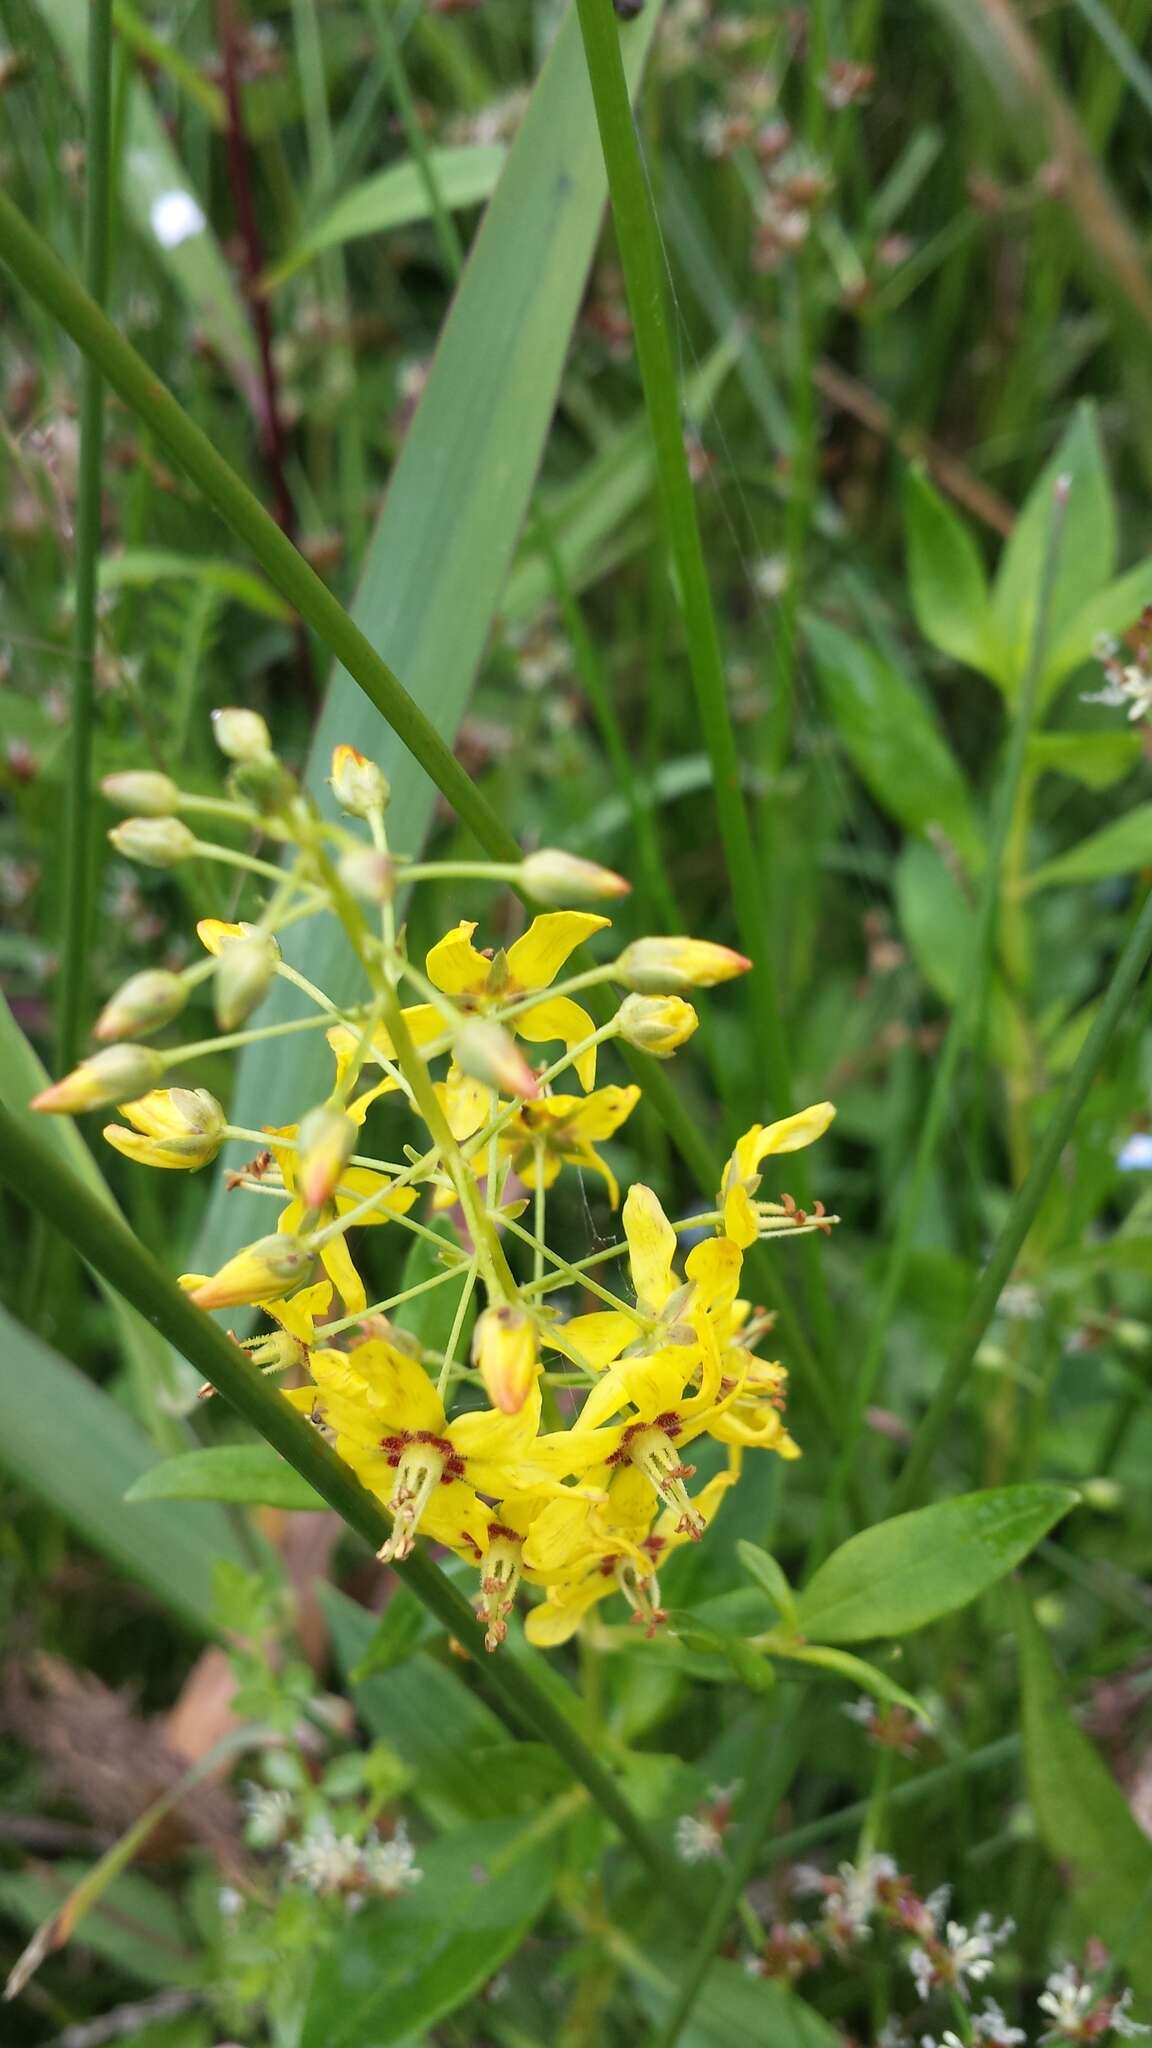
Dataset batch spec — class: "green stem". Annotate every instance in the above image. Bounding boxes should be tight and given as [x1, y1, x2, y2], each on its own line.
[0, 186, 522, 871]
[646, 1693, 802, 2048]
[811, 480, 1068, 1561]
[895, 883, 1152, 1507]
[0, 1097, 701, 1921]
[56, 0, 113, 1073]
[572, 0, 793, 1118]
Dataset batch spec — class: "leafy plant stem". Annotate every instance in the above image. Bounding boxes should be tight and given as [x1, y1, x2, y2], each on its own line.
[572, 0, 794, 1121]
[364, 0, 465, 278]
[894, 880, 1152, 1507]
[646, 1691, 803, 2048]
[809, 481, 1069, 1562]
[56, 0, 113, 1078]
[0, 1096, 702, 1921]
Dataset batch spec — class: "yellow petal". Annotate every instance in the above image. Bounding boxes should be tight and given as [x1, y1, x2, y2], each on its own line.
[333, 1169, 417, 1225]
[514, 997, 600, 1088]
[524, 1577, 607, 1646]
[267, 1279, 332, 1342]
[436, 1065, 490, 1141]
[739, 1103, 836, 1173]
[425, 921, 491, 995]
[623, 1183, 678, 1312]
[195, 918, 245, 956]
[319, 1231, 366, 1315]
[547, 1311, 633, 1372]
[505, 911, 611, 992]
[684, 1235, 743, 1317]
[722, 1183, 759, 1250]
[570, 1084, 640, 1142]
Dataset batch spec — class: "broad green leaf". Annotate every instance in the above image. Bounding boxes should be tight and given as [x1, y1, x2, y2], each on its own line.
[904, 466, 997, 675]
[0, 1864, 199, 1990]
[324, 1586, 513, 1824]
[1025, 805, 1152, 892]
[895, 839, 1020, 1066]
[1041, 558, 1152, 697]
[807, 616, 981, 866]
[301, 1815, 562, 2048]
[33, 0, 255, 381]
[189, 0, 663, 1282]
[796, 1485, 1077, 1644]
[92, 550, 292, 621]
[736, 1540, 799, 1632]
[1019, 1597, 1152, 1996]
[638, 1954, 837, 2048]
[770, 1642, 926, 1720]
[0, 1304, 248, 1635]
[264, 145, 507, 287]
[125, 1444, 326, 1511]
[1027, 730, 1143, 790]
[0, 995, 184, 1434]
[989, 406, 1116, 693]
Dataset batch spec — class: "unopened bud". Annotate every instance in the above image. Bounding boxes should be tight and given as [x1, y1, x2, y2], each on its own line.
[103, 1086, 225, 1169]
[32, 1044, 166, 1116]
[214, 932, 279, 1030]
[330, 744, 389, 817]
[454, 1018, 539, 1100]
[94, 969, 187, 1043]
[472, 1305, 539, 1414]
[615, 992, 699, 1057]
[196, 918, 282, 961]
[613, 936, 752, 994]
[100, 770, 179, 816]
[187, 1233, 315, 1310]
[108, 816, 198, 868]
[211, 706, 273, 763]
[520, 849, 630, 906]
[338, 846, 394, 904]
[296, 1104, 357, 1210]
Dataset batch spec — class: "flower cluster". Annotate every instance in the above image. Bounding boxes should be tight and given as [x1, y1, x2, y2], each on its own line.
[1084, 612, 1152, 724]
[34, 715, 837, 1652]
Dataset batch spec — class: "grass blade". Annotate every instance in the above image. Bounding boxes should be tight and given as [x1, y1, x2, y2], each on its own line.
[262, 144, 505, 289]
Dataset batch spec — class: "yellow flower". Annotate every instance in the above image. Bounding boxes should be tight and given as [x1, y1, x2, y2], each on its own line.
[615, 993, 699, 1057]
[472, 1305, 540, 1415]
[103, 1087, 225, 1170]
[496, 1085, 640, 1204]
[413, 911, 612, 1087]
[290, 1337, 552, 1562]
[33, 1045, 166, 1116]
[266, 1117, 416, 1319]
[613, 936, 751, 994]
[548, 1185, 740, 1376]
[523, 1467, 734, 1646]
[720, 1102, 836, 1248]
[185, 1233, 316, 1310]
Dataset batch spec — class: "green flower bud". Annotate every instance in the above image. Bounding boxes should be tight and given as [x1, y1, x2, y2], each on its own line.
[108, 817, 198, 868]
[93, 969, 188, 1043]
[330, 744, 390, 818]
[214, 932, 279, 1031]
[100, 771, 180, 816]
[32, 1044, 167, 1115]
[519, 849, 630, 906]
[211, 706, 273, 763]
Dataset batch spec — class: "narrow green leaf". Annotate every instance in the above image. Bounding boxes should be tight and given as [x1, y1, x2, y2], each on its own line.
[807, 616, 981, 866]
[772, 1643, 925, 1720]
[92, 550, 293, 621]
[190, 0, 664, 1277]
[1025, 805, 1152, 891]
[638, 1954, 837, 2048]
[301, 1815, 562, 2048]
[736, 1540, 799, 1632]
[1027, 730, 1143, 790]
[32, 0, 255, 380]
[125, 1444, 326, 1511]
[990, 406, 1116, 691]
[904, 465, 997, 675]
[796, 1486, 1078, 1644]
[0, 1864, 199, 1990]
[0, 1303, 248, 1635]
[263, 144, 507, 287]
[1019, 1597, 1152, 1994]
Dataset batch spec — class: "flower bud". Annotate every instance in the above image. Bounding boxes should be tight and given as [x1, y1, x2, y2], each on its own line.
[337, 846, 394, 904]
[187, 1233, 315, 1310]
[103, 1086, 225, 1169]
[93, 969, 187, 1043]
[615, 992, 699, 1057]
[519, 849, 630, 906]
[472, 1305, 539, 1414]
[211, 706, 273, 763]
[613, 937, 752, 994]
[296, 1104, 357, 1210]
[32, 1044, 167, 1116]
[330, 744, 390, 818]
[196, 918, 282, 962]
[214, 932, 279, 1030]
[100, 770, 179, 816]
[453, 1018, 539, 1100]
[108, 816, 198, 868]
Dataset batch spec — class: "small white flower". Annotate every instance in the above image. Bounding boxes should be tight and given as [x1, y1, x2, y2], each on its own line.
[284, 1818, 362, 1895]
[974, 1999, 1027, 2044]
[842, 1695, 878, 1727]
[149, 189, 207, 248]
[361, 1820, 423, 1898]
[217, 1885, 243, 1918]
[1118, 1134, 1152, 1172]
[675, 1813, 725, 1864]
[752, 554, 791, 600]
[1110, 1988, 1152, 2038]
[241, 1782, 293, 1850]
[1039, 1962, 1093, 2035]
[909, 1945, 936, 1999]
[998, 1281, 1041, 1322]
